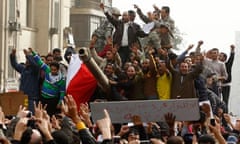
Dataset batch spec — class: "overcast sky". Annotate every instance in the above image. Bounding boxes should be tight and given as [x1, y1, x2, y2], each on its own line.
[112, 0, 240, 54]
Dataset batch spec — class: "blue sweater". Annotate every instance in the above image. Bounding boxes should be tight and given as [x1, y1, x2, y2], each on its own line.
[10, 54, 40, 100]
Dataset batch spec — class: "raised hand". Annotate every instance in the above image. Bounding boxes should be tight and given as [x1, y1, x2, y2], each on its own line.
[106, 36, 113, 45]
[187, 44, 194, 51]
[99, 3, 104, 10]
[35, 117, 53, 141]
[13, 117, 28, 140]
[96, 109, 112, 139]
[0, 107, 5, 125]
[0, 137, 11, 144]
[23, 49, 29, 55]
[79, 103, 92, 127]
[230, 44, 235, 52]
[164, 112, 176, 127]
[158, 48, 168, 56]
[153, 4, 160, 11]
[51, 115, 61, 130]
[133, 4, 139, 9]
[132, 115, 142, 126]
[118, 124, 130, 136]
[34, 102, 46, 119]
[64, 95, 81, 124]
[90, 35, 98, 48]
[16, 105, 30, 118]
[11, 49, 16, 55]
[198, 40, 204, 46]
[28, 47, 33, 53]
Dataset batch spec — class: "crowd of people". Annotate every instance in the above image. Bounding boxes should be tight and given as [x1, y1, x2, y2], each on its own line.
[0, 2, 238, 144]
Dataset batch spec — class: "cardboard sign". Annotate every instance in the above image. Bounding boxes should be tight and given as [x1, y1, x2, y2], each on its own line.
[90, 98, 200, 123]
[0, 92, 28, 115]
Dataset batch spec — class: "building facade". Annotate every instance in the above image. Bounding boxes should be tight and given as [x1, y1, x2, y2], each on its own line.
[70, 0, 112, 47]
[229, 31, 240, 116]
[0, 0, 71, 92]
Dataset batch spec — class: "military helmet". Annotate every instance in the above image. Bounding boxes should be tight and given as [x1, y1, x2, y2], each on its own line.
[159, 22, 170, 30]
[111, 7, 121, 16]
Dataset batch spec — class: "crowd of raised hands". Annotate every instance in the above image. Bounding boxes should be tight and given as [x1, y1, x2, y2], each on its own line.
[0, 94, 239, 144]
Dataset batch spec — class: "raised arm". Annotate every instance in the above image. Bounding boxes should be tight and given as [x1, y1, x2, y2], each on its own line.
[64, 95, 97, 144]
[10, 49, 25, 73]
[89, 35, 104, 65]
[160, 49, 175, 74]
[177, 44, 194, 63]
[29, 48, 50, 73]
[226, 44, 235, 68]
[195, 40, 204, 55]
[153, 4, 161, 15]
[135, 23, 148, 38]
[134, 4, 151, 24]
[100, 3, 120, 28]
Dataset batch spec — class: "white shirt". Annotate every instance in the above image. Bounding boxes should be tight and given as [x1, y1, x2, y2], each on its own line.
[121, 22, 129, 47]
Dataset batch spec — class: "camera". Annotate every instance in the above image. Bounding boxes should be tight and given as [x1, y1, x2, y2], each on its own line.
[26, 111, 33, 118]
[210, 118, 216, 126]
[27, 119, 37, 128]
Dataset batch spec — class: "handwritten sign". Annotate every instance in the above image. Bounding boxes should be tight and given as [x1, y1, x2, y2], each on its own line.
[0, 91, 28, 115]
[90, 98, 200, 123]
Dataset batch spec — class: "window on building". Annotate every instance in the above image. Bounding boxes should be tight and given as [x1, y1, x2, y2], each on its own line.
[90, 16, 100, 39]
[75, 0, 81, 7]
[53, 1, 60, 29]
[9, 0, 16, 22]
[26, 0, 33, 27]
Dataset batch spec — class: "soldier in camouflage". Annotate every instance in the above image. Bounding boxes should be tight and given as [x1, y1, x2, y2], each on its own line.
[93, 7, 121, 52]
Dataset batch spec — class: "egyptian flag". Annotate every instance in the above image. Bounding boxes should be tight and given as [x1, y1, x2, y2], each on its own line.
[66, 54, 97, 109]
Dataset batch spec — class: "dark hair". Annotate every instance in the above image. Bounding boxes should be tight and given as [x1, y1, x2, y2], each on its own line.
[183, 134, 194, 144]
[50, 62, 60, 70]
[20, 128, 42, 144]
[220, 52, 227, 60]
[46, 54, 53, 60]
[162, 6, 170, 14]
[167, 136, 184, 144]
[52, 130, 71, 144]
[128, 10, 136, 16]
[117, 71, 128, 81]
[198, 134, 215, 144]
[168, 53, 178, 60]
[211, 48, 219, 52]
[127, 128, 139, 136]
[53, 48, 61, 54]
[20, 127, 33, 144]
[189, 52, 195, 56]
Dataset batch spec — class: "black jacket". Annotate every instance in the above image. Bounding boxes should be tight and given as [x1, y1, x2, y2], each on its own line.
[104, 12, 147, 47]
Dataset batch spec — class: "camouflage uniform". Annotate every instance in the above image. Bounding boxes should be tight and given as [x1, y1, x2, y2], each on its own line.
[159, 22, 173, 50]
[93, 7, 121, 52]
[160, 16, 175, 33]
[145, 30, 161, 50]
[93, 19, 114, 52]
